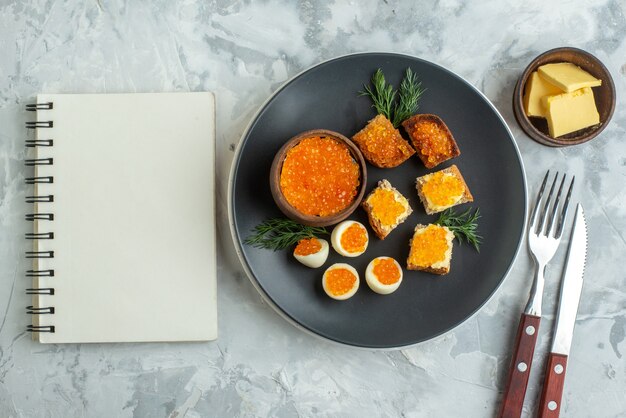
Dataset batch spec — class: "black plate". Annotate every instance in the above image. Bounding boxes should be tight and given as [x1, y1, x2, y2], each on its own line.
[229, 53, 526, 349]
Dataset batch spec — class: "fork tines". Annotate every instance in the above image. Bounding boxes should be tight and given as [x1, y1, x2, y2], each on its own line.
[531, 171, 575, 238]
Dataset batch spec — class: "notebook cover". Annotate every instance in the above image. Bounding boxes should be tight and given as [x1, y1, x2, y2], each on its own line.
[31, 92, 217, 343]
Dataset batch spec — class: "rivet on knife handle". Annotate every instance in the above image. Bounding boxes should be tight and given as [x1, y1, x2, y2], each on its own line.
[498, 313, 541, 418]
[538, 353, 568, 417]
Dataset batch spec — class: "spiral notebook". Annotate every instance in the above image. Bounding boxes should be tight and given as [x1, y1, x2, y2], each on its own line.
[25, 92, 217, 343]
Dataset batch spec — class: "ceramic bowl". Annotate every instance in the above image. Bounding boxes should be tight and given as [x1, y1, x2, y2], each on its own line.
[513, 47, 616, 147]
[269, 129, 367, 227]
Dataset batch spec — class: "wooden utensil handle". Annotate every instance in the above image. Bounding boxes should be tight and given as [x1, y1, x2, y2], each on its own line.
[538, 353, 568, 418]
[498, 313, 541, 418]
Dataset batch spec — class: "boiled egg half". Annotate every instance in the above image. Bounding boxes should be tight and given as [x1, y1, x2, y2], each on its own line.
[365, 256, 403, 295]
[330, 220, 369, 257]
[293, 237, 329, 268]
[322, 263, 359, 300]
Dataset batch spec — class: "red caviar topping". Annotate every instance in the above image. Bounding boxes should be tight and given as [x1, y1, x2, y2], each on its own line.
[408, 225, 449, 267]
[373, 258, 401, 285]
[340, 223, 368, 253]
[325, 268, 357, 296]
[294, 237, 322, 256]
[280, 137, 360, 217]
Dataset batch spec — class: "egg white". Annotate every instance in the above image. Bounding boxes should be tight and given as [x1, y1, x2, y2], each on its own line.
[293, 239, 329, 268]
[322, 263, 360, 300]
[365, 257, 403, 295]
[330, 220, 369, 257]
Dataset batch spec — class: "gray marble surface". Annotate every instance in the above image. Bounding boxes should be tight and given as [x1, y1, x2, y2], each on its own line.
[1, 0, 625, 417]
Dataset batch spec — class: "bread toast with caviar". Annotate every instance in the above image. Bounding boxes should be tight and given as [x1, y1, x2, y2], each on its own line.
[402, 114, 460, 169]
[361, 179, 412, 240]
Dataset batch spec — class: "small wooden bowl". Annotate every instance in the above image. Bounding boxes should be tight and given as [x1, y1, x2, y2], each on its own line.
[513, 47, 616, 147]
[270, 129, 367, 227]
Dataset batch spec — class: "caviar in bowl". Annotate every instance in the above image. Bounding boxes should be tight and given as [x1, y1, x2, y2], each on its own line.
[269, 129, 367, 227]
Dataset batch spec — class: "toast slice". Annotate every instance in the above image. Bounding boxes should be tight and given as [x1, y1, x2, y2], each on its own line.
[352, 114, 415, 168]
[407, 224, 454, 275]
[402, 114, 460, 168]
[361, 179, 412, 240]
[415, 164, 473, 215]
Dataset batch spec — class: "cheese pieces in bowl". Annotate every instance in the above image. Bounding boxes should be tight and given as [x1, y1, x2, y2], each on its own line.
[322, 263, 360, 300]
[365, 257, 403, 294]
[523, 62, 602, 138]
[331, 220, 369, 257]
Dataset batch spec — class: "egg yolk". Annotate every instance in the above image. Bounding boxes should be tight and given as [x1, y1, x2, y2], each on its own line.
[373, 258, 401, 285]
[408, 225, 449, 267]
[340, 223, 368, 253]
[367, 188, 406, 227]
[294, 237, 322, 256]
[325, 268, 357, 296]
[422, 172, 464, 207]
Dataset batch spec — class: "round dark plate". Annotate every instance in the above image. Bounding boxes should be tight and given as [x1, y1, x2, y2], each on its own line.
[229, 53, 527, 349]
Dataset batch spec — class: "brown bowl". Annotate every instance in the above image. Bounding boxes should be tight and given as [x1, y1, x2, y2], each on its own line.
[269, 129, 367, 227]
[513, 47, 616, 147]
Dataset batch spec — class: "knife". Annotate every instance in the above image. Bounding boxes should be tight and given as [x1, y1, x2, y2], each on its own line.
[538, 203, 588, 417]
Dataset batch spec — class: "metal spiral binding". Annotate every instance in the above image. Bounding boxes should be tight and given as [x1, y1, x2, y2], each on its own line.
[25, 102, 56, 334]
[25, 195, 54, 203]
[26, 288, 55, 295]
[26, 213, 54, 221]
[26, 176, 53, 184]
[25, 232, 54, 240]
[25, 121, 53, 129]
[26, 306, 55, 314]
[26, 102, 53, 111]
[25, 158, 53, 166]
[26, 139, 53, 147]
[27, 325, 55, 333]
[26, 251, 54, 259]
[26, 270, 54, 277]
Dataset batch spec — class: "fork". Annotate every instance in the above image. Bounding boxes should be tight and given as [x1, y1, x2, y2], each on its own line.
[498, 171, 575, 418]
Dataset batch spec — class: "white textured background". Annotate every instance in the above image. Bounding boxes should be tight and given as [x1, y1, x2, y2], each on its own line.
[1, 1, 625, 417]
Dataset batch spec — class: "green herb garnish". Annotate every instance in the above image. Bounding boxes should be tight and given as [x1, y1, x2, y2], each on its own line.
[360, 69, 396, 122]
[392, 68, 425, 127]
[435, 208, 482, 252]
[244, 218, 329, 251]
[360, 68, 425, 128]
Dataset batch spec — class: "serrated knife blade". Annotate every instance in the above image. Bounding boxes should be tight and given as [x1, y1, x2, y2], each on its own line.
[551, 203, 588, 356]
[538, 203, 588, 418]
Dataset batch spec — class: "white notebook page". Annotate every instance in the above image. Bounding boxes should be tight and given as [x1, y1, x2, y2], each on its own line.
[32, 92, 217, 343]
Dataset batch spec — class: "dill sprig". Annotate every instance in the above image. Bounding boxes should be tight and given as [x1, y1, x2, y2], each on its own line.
[435, 208, 482, 252]
[359, 69, 396, 121]
[244, 218, 329, 251]
[392, 68, 425, 127]
[360, 68, 425, 128]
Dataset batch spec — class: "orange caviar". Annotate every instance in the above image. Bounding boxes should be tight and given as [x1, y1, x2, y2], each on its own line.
[372, 258, 401, 285]
[352, 115, 415, 167]
[409, 121, 454, 166]
[422, 172, 464, 207]
[294, 237, 322, 256]
[340, 223, 368, 253]
[325, 268, 357, 296]
[408, 225, 449, 267]
[280, 137, 360, 216]
[368, 188, 406, 226]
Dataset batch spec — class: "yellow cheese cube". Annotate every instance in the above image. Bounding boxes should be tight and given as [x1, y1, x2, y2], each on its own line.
[538, 62, 601, 93]
[542, 87, 600, 137]
[523, 71, 564, 117]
